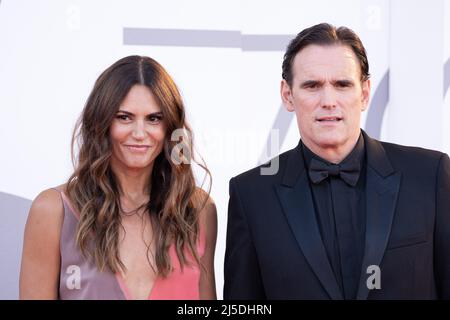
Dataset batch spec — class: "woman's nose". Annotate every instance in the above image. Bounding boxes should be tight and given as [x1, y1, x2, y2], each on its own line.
[131, 120, 146, 139]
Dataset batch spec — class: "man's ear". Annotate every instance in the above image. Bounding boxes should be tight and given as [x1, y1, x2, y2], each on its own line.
[361, 79, 371, 111]
[280, 79, 295, 112]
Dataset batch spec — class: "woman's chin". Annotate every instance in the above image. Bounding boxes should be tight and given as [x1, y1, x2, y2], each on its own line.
[122, 160, 153, 171]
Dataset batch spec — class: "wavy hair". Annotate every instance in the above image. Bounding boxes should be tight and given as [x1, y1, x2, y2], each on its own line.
[66, 55, 211, 276]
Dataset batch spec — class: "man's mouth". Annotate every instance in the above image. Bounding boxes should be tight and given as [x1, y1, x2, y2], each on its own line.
[316, 116, 343, 122]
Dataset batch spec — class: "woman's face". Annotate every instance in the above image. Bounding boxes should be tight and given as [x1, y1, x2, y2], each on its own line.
[110, 84, 166, 173]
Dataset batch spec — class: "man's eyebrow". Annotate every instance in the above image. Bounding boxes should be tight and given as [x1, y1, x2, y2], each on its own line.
[300, 80, 322, 88]
[332, 79, 355, 86]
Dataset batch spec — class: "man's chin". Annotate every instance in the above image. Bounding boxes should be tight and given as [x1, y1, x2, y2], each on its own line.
[314, 134, 345, 149]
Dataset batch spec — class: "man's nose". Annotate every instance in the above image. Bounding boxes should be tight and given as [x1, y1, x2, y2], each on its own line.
[319, 85, 337, 109]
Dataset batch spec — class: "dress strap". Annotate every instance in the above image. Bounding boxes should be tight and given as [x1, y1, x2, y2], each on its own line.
[50, 187, 80, 220]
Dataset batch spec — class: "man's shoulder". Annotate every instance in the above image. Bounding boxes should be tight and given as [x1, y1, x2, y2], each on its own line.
[371, 137, 448, 175]
[378, 139, 445, 162]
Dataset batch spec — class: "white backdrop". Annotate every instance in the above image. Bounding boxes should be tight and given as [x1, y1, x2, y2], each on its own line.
[1, 0, 449, 299]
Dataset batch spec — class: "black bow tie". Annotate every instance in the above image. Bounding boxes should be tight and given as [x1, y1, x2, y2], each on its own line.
[308, 157, 361, 186]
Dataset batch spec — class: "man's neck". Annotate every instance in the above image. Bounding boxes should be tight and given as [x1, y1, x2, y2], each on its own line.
[303, 134, 361, 164]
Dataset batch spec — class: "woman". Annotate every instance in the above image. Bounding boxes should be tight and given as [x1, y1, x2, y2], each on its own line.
[19, 55, 217, 299]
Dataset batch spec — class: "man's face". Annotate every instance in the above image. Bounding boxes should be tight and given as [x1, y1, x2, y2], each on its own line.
[281, 44, 370, 158]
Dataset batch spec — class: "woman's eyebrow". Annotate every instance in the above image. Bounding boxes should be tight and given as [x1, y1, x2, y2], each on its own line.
[116, 109, 134, 115]
[116, 110, 163, 116]
[148, 111, 163, 116]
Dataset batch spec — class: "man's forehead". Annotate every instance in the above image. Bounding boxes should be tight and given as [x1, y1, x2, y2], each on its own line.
[292, 44, 361, 80]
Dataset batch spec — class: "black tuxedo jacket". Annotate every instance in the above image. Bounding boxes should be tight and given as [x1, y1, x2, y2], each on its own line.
[224, 131, 450, 299]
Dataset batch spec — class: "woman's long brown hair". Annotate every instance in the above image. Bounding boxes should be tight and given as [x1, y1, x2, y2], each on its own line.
[66, 55, 211, 276]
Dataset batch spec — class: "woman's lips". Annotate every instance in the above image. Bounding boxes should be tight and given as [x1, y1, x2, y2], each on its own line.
[123, 144, 150, 152]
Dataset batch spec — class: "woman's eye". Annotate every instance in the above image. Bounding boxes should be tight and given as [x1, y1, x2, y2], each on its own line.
[117, 114, 130, 121]
[148, 115, 163, 124]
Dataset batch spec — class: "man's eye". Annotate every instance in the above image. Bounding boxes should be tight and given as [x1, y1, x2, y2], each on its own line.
[304, 83, 319, 89]
[336, 82, 352, 88]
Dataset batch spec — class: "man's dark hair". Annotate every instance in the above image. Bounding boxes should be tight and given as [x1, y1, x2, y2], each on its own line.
[282, 23, 370, 86]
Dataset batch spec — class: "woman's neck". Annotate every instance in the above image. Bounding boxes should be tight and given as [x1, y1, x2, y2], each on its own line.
[110, 161, 152, 205]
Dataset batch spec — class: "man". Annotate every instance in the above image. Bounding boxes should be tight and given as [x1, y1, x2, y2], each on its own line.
[224, 23, 450, 299]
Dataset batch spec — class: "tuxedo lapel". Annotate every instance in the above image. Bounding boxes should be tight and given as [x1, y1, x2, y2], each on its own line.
[356, 131, 401, 300]
[275, 143, 343, 300]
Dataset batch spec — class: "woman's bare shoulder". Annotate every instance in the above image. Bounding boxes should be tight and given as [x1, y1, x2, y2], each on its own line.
[20, 186, 65, 299]
[27, 186, 65, 227]
[194, 187, 215, 207]
[194, 187, 217, 235]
